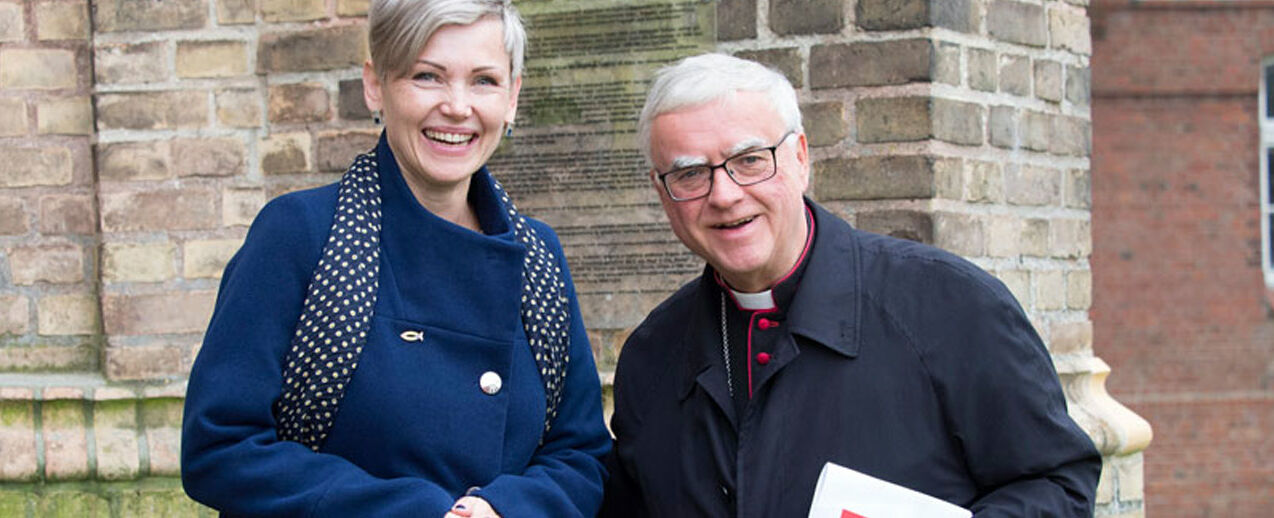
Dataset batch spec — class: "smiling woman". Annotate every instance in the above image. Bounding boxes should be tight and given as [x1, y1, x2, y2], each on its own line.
[178, 2, 611, 518]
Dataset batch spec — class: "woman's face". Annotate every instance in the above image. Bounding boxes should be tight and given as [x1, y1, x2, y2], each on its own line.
[363, 16, 520, 195]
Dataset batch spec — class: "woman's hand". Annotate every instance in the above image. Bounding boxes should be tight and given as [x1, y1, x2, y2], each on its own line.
[444, 496, 501, 518]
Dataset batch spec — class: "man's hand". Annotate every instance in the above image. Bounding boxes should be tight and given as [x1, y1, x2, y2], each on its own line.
[444, 496, 501, 518]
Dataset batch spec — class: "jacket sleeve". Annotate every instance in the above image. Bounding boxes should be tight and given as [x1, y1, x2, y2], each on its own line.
[469, 224, 612, 518]
[181, 195, 456, 517]
[915, 265, 1102, 517]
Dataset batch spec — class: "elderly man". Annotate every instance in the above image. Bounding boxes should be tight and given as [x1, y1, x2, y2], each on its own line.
[600, 53, 1101, 517]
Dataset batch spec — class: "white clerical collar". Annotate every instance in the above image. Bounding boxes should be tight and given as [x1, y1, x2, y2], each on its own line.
[730, 288, 776, 311]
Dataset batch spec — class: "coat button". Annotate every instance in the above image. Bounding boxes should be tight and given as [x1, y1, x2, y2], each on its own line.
[756, 352, 771, 365]
[757, 318, 775, 329]
[479, 371, 502, 395]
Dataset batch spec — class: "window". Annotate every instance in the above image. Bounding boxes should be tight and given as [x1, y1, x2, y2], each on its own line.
[1263, 58, 1274, 285]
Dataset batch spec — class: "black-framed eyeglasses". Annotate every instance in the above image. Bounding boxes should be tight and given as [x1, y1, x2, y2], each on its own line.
[657, 131, 795, 202]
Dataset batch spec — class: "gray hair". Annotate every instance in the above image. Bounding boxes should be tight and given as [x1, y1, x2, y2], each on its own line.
[638, 53, 803, 166]
[368, 0, 527, 81]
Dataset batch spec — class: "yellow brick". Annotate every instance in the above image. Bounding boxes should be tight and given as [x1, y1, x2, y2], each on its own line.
[0, 48, 77, 90]
[0, 146, 73, 187]
[36, 1, 88, 40]
[261, 0, 326, 22]
[337, 0, 369, 16]
[0, 2, 23, 43]
[36, 293, 98, 336]
[103, 242, 177, 283]
[0, 294, 28, 335]
[0, 97, 26, 136]
[222, 188, 265, 227]
[260, 132, 312, 174]
[93, 400, 140, 480]
[183, 238, 242, 279]
[176, 40, 249, 78]
[215, 88, 262, 128]
[36, 96, 92, 135]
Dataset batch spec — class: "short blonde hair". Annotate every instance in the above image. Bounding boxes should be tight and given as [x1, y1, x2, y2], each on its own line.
[368, 0, 526, 81]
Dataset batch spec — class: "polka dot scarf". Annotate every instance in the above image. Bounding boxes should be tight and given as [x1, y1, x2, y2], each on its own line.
[274, 151, 571, 450]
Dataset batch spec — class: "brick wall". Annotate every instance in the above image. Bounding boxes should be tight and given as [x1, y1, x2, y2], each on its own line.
[1091, 1, 1274, 516]
[0, 0, 1148, 515]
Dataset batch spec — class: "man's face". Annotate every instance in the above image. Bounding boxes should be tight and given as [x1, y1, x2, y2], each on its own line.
[648, 91, 811, 292]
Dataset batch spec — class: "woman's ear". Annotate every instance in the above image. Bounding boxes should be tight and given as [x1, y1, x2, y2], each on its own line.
[362, 60, 383, 113]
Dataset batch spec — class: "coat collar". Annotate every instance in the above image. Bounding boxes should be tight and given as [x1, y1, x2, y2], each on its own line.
[676, 199, 863, 402]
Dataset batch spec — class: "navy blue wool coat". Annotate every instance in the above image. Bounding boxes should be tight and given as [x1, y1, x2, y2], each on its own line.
[601, 200, 1101, 518]
[182, 135, 610, 517]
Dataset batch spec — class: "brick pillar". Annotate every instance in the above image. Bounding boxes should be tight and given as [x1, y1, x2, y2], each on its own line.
[714, 0, 1150, 515]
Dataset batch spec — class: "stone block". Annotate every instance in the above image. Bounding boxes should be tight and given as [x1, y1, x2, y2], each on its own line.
[102, 242, 176, 283]
[338, 79, 371, 121]
[35, 491, 109, 516]
[223, 188, 265, 227]
[0, 97, 27, 137]
[103, 291, 216, 335]
[933, 158, 962, 200]
[1051, 116, 1090, 157]
[1048, 320, 1092, 354]
[987, 0, 1046, 47]
[36, 293, 98, 335]
[260, 132, 312, 174]
[119, 486, 209, 516]
[8, 243, 84, 285]
[268, 82, 331, 124]
[0, 295, 27, 335]
[1035, 269, 1065, 310]
[1112, 453, 1144, 501]
[0, 2, 22, 42]
[100, 188, 219, 232]
[42, 398, 88, 480]
[800, 101, 847, 147]
[337, 0, 369, 17]
[0, 196, 27, 235]
[770, 0, 842, 35]
[989, 106, 1017, 149]
[97, 141, 171, 182]
[183, 239, 242, 279]
[36, 1, 89, 40]
[1065, 65, 1090, 106]
[215, 88, 262, 128]
[987, 216, 1022, 257]
[37, 97, 93, 135]
[1095, 459, 1114, 504]
[1005, 164, 1060, 206]
[965, 160, 1004, 203]
[815, 155, 934, 200]
[999, 54, 1031, 97]
[96, 90, 208, 130]
[0, 146, 73, 187]
[933, 98, 983, 146]
[1050, 6, 1091, 55]
[176, 40, 249, 78]
[0, 48, 77, 90]
[172, 137, 245, 177]
[810, 39, 931, 88]
[968, 48, 996, 92]
[316, 130, 378, 172]
[934, 212, 985, 257]
[733, 47, 803, 88]
[1034, 60, 1063, 103]
[93, 399, 140, 480]
[1050, 218, 1091, 259]
[104, 343, 189, 381]
[258, 25, 367, 73]
[856, 0, 926, 30]
[1022, 110, 1051, 152]
[142, 398, 184, 476]
[855, 210, 933, 244]
[856, 97, 931, 143]
[935, 42, 960, 86]
[1067, 269, 1092, 310]
[931, 0, 975, 32]
[94, 41, 168, 85]
[1065, 168, 1091, 209]
[94, 0, 206, 32]
[0, 398, 37, 481]
[218, 0, 255, 24]
[39, 194, 96, 235]
[262, 0, 326, 22]
[717, 0, 756, 40]
[0, 344, 96, 371]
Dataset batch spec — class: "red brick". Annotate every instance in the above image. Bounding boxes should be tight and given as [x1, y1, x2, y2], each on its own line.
[99, 188, 218, 232]
[38, 194, 96, 235]
[102, 291, 216, 336]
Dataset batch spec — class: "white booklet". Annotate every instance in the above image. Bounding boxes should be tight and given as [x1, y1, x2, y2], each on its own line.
[807, 462, 972, 518]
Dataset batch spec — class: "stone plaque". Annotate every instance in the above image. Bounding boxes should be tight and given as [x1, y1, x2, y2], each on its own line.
[489, 0, 715, 329]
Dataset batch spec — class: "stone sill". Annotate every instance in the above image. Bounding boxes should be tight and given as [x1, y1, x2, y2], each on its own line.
[0, 373, 186, 400]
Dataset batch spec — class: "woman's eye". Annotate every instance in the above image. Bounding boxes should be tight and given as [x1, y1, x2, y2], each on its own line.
[475, 75, 499, 86]
[412, 71, 439, 82]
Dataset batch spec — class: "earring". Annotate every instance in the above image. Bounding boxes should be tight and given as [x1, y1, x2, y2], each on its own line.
[372, 110, 383, 125]
[504, 120, 514, 137]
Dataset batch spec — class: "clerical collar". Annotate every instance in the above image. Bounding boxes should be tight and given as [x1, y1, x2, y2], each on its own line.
[730, 289, 775, 311]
